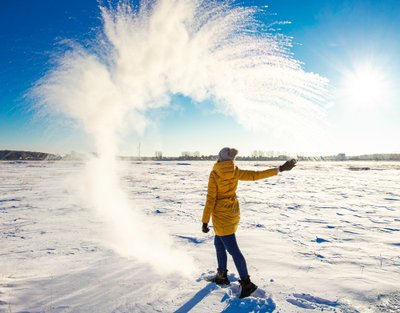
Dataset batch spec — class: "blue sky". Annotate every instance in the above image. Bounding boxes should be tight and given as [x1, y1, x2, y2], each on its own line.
[1, 0, 399, 156]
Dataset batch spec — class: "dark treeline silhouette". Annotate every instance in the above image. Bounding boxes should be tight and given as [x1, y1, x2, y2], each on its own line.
[0, 150, 61, 161]
[1, 150, 400, 162]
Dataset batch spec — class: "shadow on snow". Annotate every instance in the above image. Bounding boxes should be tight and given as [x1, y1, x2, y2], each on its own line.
[174, 283, 218, 313]
[174, 282, 276, 313]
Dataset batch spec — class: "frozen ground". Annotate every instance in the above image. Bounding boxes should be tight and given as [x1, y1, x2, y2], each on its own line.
[1, 160, 399, 312]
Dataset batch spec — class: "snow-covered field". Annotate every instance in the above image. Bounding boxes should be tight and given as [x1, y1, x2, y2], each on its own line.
[1, 160, 399, 312]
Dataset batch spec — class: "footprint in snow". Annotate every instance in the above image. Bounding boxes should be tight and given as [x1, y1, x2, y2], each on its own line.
[287, 293, 338, 311]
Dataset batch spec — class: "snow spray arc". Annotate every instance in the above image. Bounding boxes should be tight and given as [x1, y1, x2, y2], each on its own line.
[33, 0, 327, 275]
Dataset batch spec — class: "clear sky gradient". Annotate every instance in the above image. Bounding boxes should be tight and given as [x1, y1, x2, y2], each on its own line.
[1, 0, 399, 157]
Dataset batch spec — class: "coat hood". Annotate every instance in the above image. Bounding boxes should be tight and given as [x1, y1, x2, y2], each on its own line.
[213, 161, 236, 179]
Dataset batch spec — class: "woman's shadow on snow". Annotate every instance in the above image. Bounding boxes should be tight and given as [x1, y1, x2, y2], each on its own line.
[174, 279, 276, 313]
[174, 283, 219, 313]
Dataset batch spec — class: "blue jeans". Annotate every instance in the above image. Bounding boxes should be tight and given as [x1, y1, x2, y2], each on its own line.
[214, 234, 249, 280]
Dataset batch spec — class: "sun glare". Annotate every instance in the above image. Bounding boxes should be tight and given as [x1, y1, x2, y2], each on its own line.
[341, 64, 388, 108]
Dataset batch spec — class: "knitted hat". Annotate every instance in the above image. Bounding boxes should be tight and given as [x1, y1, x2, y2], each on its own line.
[218, 147, 238, 162]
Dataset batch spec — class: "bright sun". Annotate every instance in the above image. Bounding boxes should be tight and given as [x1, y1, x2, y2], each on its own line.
[341, 64, 388, 108]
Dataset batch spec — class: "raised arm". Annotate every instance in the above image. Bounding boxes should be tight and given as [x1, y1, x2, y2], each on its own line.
[237, 168, 278, 181]
[202, 171, 218, 225]
[237, 159, 297, 181]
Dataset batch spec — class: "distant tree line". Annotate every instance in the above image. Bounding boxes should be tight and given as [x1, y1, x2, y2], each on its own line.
[151, 151, 400, 161]
[1, 150, 400, 162]
[0, 150, 61, 161]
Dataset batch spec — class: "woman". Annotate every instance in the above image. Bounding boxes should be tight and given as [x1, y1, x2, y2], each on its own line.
[202, 147, 296, 298]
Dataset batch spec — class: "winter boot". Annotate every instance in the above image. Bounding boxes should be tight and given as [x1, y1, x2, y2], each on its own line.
[212, 270, 230, 285]
[239, 276, 257, 298]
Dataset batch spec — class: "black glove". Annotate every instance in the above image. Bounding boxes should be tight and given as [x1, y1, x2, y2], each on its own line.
[279, 159, 297, 172]
[202, 223, 210, 233]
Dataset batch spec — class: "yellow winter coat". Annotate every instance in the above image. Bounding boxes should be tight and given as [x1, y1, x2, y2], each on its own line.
[202, 161, 278, 236]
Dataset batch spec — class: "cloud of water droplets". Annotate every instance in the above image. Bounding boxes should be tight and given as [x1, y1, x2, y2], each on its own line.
[33, 0, 328, 275]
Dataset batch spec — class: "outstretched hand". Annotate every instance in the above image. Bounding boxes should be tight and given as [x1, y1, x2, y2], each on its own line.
[279, 159, 297, 172]
[202, 223, 210, 233]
